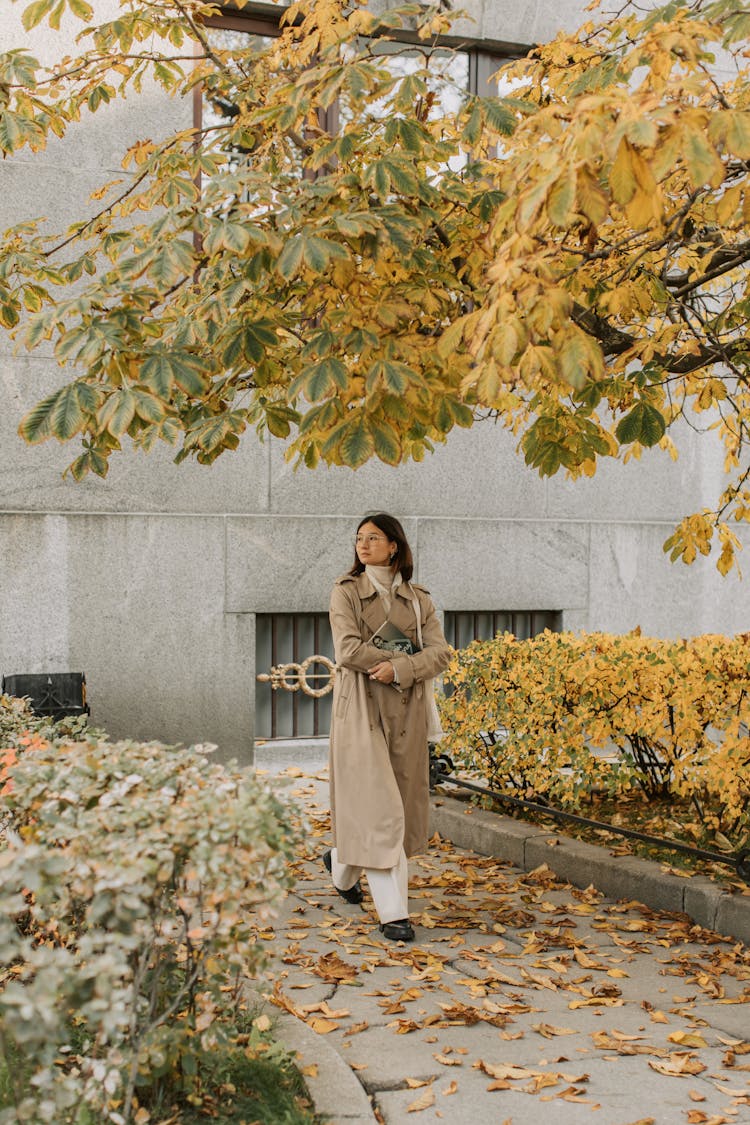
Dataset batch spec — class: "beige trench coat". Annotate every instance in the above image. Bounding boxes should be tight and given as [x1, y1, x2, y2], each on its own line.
[328, 572, 453, 869]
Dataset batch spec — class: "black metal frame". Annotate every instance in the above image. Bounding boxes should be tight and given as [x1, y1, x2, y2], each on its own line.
[429, 751, 750, 884]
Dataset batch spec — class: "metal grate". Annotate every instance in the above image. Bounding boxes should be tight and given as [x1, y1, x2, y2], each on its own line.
[255, 613, 335, 740]
[443, 611, 561, 649]
[255, 610, 561, 739]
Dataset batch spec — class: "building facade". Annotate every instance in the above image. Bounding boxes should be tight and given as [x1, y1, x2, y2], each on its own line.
[1, 0, 747, 764]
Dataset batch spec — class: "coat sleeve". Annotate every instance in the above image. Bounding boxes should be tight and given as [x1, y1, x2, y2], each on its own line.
[329, 582, 390, 672]
[389, 590, 453, 690]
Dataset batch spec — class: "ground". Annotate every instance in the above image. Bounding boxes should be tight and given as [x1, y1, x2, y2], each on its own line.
[253, 768, 750, 1124]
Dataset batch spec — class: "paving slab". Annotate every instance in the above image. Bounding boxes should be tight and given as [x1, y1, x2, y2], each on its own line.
[256, 766, 749, 1125]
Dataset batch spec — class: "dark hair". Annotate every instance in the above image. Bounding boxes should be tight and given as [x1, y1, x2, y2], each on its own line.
[349, 512, 414, 581]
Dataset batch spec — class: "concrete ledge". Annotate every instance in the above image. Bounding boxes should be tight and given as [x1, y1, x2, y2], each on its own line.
[243, 985, 376, 1125]
[275, 1011, 377, 1124]
[430, 794, 750, 946]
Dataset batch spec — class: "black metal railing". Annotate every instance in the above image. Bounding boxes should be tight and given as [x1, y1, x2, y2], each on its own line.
[428, 746, 750, 884]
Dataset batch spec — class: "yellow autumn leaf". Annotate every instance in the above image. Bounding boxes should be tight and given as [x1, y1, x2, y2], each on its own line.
[307, 1017, 339, 1034]
[667, 1031, 709, 1049]
[407, 1086, 436, 1112]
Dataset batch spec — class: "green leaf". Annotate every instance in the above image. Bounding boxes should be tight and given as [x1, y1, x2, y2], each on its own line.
[470, 189, 505, 222]
[482, 97, 517, 136]
[147, 239, 195, 289]
[98, 389, 137, 436]
[277, 236, 304, 279]
[43, 383, 89, 441]
[21, 0, 52, 31]
[371, 418, 401, 464]
[265, 402, 299, 438]
[366, 160, 391, 198]
[18, 389, 57, 443]
[615, 400, 666, 446]
[302, 235, 348, 272]
[141, 352, 176, 398]
[133, 390, 166, 424]
[172, 356, 208, 396]
[222, 322, 277, 367]
[385, 157, 419, 196]
[141, 351, 207, 398]
[339, 416, 373, 467]
[447, 400, 474, 428]
[461, 103, 483, 147]
[293, 357, 348, 401]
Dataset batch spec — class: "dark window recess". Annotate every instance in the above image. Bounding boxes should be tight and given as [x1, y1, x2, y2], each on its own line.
[443, 611, 561, 650]
[255, 610, 560, 739]
[255, 613, 335, 740]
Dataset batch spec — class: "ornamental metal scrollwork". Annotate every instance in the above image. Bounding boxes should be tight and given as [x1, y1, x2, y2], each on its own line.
[256, 654, 336, 698]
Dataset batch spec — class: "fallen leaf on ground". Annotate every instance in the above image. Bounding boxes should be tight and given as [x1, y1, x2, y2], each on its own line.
[307, 1017, 339, 1034]
[407, 1087, 435, 1112]
[649, 1054, 706, 1077]
[532, 1023, 577, 1038]
[434, 1053, 462, 1066]
[668, 1030, 708, 1048]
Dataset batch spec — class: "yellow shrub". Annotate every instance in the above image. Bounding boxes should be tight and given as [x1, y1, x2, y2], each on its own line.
[440, 630, 750, 835]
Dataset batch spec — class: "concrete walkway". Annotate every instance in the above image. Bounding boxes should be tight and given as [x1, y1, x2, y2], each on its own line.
[256, 766, 750, 1125]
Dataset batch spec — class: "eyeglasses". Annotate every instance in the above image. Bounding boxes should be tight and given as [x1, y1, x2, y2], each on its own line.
[355, 534, 388, 546]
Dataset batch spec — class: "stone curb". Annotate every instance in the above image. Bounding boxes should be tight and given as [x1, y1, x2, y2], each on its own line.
[430, 793, 750, 946]
[273, 1011, 376, 1124]
[244, 986, 377, 1125]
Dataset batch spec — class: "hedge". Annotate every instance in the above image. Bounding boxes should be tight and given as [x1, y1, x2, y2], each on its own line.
[0, 696, 299, 1125]
[440, 630, 750, 838]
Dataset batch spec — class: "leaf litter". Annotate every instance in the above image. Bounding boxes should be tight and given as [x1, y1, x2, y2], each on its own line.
[263, 768, 750, 1119]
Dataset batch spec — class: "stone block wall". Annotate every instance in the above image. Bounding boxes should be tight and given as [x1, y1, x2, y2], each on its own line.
[1, 1, 747, 762]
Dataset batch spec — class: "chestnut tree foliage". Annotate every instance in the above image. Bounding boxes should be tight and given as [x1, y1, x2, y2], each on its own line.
[1, 0, 750, 571]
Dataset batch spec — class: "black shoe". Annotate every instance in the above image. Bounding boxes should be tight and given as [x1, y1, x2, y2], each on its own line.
[379, 919, 415, 942]
[322, 849, 364, 905]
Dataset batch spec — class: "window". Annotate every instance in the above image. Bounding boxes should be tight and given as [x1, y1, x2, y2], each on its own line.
[255, 612, 335, 740]
[255, 608, 559, 739]
[443, 611, 561, 650]
[199, 11, 522, 163]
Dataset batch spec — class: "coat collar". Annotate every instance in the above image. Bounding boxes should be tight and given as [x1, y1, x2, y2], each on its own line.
[354, 571, 417, 641]
[354, 570, 412, 602]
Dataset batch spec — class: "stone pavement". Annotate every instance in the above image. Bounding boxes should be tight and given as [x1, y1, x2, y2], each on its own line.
[255, 766, 750, 1125]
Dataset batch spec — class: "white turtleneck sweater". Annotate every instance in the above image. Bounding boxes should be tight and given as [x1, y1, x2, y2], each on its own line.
[365, 564, 402, 614]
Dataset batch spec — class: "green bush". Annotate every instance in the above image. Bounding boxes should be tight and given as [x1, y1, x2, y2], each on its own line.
[0, 701, 299, 1125]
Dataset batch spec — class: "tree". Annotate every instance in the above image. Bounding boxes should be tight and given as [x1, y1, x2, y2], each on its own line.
[0, 0, 749, 573]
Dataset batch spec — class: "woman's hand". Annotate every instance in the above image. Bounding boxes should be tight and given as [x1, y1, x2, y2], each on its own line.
[367, 660, 395, 684]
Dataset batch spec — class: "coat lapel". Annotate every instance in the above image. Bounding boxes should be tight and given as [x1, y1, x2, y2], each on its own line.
[354, 572, 418, 645]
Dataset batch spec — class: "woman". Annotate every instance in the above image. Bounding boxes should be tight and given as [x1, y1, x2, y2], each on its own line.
[325, 513, 452, 942]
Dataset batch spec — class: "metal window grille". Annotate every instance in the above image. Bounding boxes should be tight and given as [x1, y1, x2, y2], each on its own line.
[255, 609, 560, 739]
[443, 611, 562, 650]
[255, 613, 335, 740]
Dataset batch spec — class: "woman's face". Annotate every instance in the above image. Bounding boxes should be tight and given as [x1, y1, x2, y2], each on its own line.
[355, 521, 397, 567]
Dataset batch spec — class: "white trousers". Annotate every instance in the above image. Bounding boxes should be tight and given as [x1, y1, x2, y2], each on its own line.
[331, 846, 409, 924]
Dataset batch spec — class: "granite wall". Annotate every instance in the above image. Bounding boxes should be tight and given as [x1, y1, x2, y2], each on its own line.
[1, 1, 747, 764]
